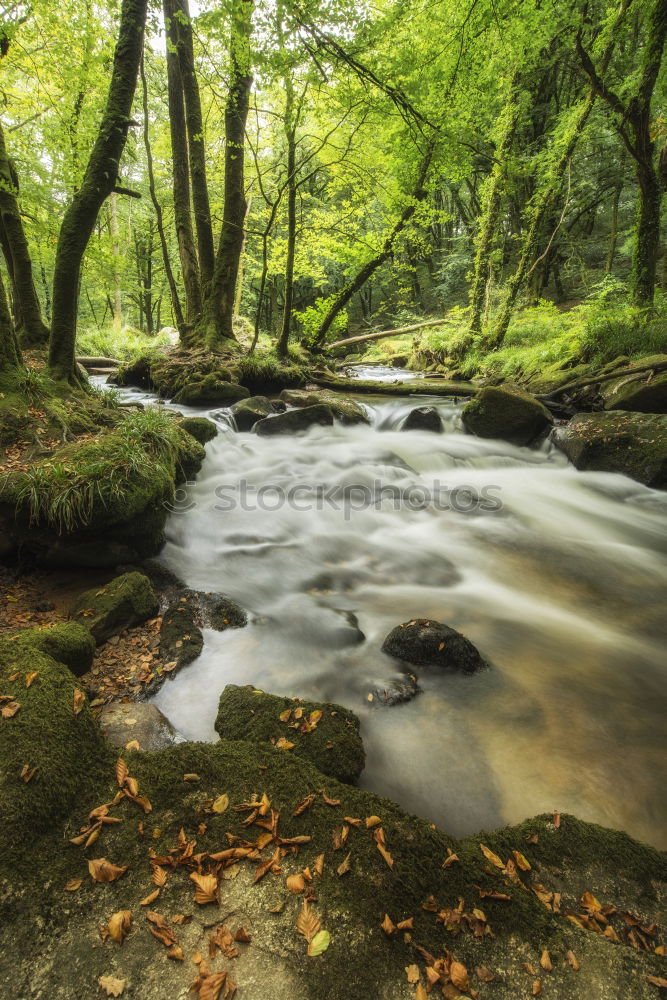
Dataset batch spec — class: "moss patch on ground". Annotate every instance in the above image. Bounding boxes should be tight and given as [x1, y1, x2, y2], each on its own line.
[4, 621, 95, 676]
[214, 685, 366, 783]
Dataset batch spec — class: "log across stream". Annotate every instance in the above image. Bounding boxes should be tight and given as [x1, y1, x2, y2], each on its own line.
[99, 374, 667, 849]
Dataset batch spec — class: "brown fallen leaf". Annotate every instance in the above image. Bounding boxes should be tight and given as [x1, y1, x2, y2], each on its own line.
[296, 899, 321, 943]
[476, 965, 495, 982]
[183, 773, 201, 782]
[212, 793, 229, 814]
[313, 853, 325, 877]
[190, 872, 219, 905]
[319, 789, 341, 806]
[381, 913, 397, 936]
[293, 794, 316, 816]
[522, 962, 538, 976]
[167, 945, 185, 961]
[442, 851, 459, 869]
[88, 858, 127, 883]
[415, 985, 428, 1000]
[646, 976, 667, 988]
[553, 811, 561, 828]
[198, 970, 228, 1000]
[64, 877, 82, 892]
[512, 849, 532, 871]
[108, 909, 132, 944]
[566, 950, 581, 970]
[580, 891, 602, 912]
[152, 866, 168, 887]
[275, 737, 294, 750]
[286, 873, 306, 894]
[20, 764, 38, 783]
[365, 815, 382, 828]
[140, 889, 161, 906]
[532, 979, 542, 996]
[405, 964, 420, 983]
[539, 949, 553, 971]
[376, 841, 394, 869]
[25, 671, 39, 688]
[115, 758, 128, 788]
[234, 926, 252, 943]
[1, 701, 20, 719]
[98, 975, 126, 997]
[337, 853, 351, 876]
[450, 961, 469, 990]
[171, 914, 192, 925]
[73, 689, 85, 714]
[479, 844, 504, 869]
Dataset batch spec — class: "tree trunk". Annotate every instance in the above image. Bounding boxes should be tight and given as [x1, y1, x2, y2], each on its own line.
[109, 192, 123, 330]
[202, 0, 253, 348]
[174, 0, 215, 294]
[276, 70, 297, 359]
[312, 144, 434, 347]
[48, 0, 149, 382]
[0, 119, 49, 345]
[606, 167, 623, 272]
[163, 0, 201, 328]
[0, 268, 22, 373]
[632, 163, 662, 306]
[140, 50, 185, 333]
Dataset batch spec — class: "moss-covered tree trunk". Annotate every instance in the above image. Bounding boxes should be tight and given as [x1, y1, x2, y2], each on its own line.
[163, 0, 201, 331]
[0, 119, 49, 346]
[202, 0, 253, 349]
[174, 0, 215, 295]
[48, 0, 149, 382]
[312, 145, 434, 348]
[0, 270, 22, 373]
[276, 56, 297, 360]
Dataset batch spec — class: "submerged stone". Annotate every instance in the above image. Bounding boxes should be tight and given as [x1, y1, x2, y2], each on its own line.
[70, 571, 158, 644]
[215, 684, 365, 783]
[382, 619, 485, 673]
[462, 384, 552, 445]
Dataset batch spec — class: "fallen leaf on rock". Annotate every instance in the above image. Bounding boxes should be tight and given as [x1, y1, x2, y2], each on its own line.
[314, 853, 325, 876]
[140, 889, 161, 906]
[196, 970, 228, 1000]
[479, 843, 505, 869]
[212, 793, 229, 814]
[167, 945, 185, 960]
[319, 789, 341, 806]
[183, 773, 201, 782]
[526, 832, 539, 844]
[567, 950, 580, 970]
[376, 841, 394, 869]
[64, 878, 82, 891]
[646, 976, 667, 988]
[442, 851, 459, 869]
[25, 671, 39, 687]
[415, 986, 428, 1000]
[190, 872, 219, 905]
[20, 764, 37, 782]
[108, 909, 132, 944]
[98, 975, 126, 997]
[450, 961, 469, 990]
[287, 873, 306, 894]
[152, 866, 168, 887]
[89, 858, 127, 883]
[337, 853, 351, 876]
[522, 962, 537, 976]
[532, 978, 542, 996]
[293, 794, 316, 816]
[1, 701, 20, 718]
[580, 891, 602, 913]
[296, 899, 321, 943]
[308, 929, 330, 956]
[234, 926, 251, 943]
[171, 914, 192, 925]
[513, 850, 531, 871]
[73, 689, 85, 714]
[476, 965, 495, 982]
[553, 811, 561, 828]
[365, 815, 382, 828]
[381, 914, 397, 935]
[254, 847, 281, 883]
[279, 709, 291, 722]
[397, 917, 413, 931]
[125, 740, 141, 751]
[275, 737, 295, 750]
[539, 950, 552, 971]
[405, 964, 420, 983]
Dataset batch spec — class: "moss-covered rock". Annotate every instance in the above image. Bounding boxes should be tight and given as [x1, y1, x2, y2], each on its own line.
[5, 622, 95, 677]
[603, 371, 667, 414]
[70, 572, 158, 644]
[201, 593, 248, 630]
[173, 376, 250, 407]
[109, 354, 154, 389]
[236, 355, 307, 394]
[0, 642, 108, 866]
[254, 403, 335, 436]
[279, 389, 370, 425]
[382, 619, 485, 674]
[231, 395, 275, 430]
[159, 600, 203, 668]
[215, 684, 365, 783]
[554, 411, 667, 488]
[462, 384, 553, 445]
[178, 416, 218, 445]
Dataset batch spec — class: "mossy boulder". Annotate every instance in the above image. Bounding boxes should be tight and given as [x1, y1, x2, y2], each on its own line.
[0, 642, 108, 866]
[5, 622, 95, 677]
[462, 384, 553, 445]
[110, 354, 153, 389]
[214, 684, 365, 783]
[178, 416, 218, 445]
[254, 403, 335, 436]
[279, 388, 370, 425]
[70, 572, 158, 645]
[401, 406, 443, 432]
[603, 371, 667, 414]
[201, 593, 248, 630]
[554, 411, 667, 488]
[236, 356, 307, 394]
[231, 395, 275, 430]
[159, 600, 203, 669]
[382, 619, 485, 674]
[173, 375, 250, 407]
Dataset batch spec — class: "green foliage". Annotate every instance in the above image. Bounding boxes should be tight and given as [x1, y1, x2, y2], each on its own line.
[75, 325, 174, 361]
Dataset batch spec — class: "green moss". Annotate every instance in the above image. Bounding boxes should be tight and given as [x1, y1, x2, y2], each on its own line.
[236, 353, 307, 394]
[178, 416, 218, 445]
[70, 571, 158, 644]
[214, 685, 365, 783]
[0, 643, 109, 868]
[173, 376, 249, 406]
[462, 384, 552, 445]
[555, 411, 667, 487]
[159, 601, 203, 668]
[5, 622, 95, 677]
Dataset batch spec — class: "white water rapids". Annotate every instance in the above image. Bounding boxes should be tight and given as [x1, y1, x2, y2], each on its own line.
[99, 374, 667, 848]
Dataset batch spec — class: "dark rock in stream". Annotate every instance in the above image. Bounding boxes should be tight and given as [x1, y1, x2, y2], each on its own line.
[215, 683, 365, 783]
[231, 395, 275, 430]
[366, 671, 421, 706]
[401, 406, 443, 432]
[462, 384, 553, 446]
[553, 411, 667, 488]
[159, 600, 204, 668]
[382, 619, 485, 673]
[254, 403, 335, 435]
[70, 571, 159, 645]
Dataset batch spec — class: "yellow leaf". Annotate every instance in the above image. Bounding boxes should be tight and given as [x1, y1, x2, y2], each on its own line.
[212, 793, 229, 814]
[98, 975, 126, 997]
[479, 843, 504, 869]
[307, 930, 330, 956]
[108, 910, 132, 944]
[25, 671, 39, 688]
[365, 815, 382, 828]
[63, 878, 82, 892]
[512, 849, 532, 871]
[275, 737, 295, 750]
[539, 949, 553, 971]
[73, 688, 85, 714]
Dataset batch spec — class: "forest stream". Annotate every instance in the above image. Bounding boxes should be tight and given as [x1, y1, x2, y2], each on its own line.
[97, 374, 667, 850]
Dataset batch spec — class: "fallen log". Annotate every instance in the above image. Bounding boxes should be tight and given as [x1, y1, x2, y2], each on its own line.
[327, 318, 448, 351]
[76, 355, 122, 369]
[537, 360, 667, 400]
[309, 371, 478, 397]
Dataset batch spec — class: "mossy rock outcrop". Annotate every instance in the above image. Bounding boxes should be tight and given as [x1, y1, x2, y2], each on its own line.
[603, 371, 667, 414]
[254, 403, 335, 435]
[231, 395, 275, 430]
[173, 375, 250, 407]
[70, 572, 158, 645]
[382, 619, 485, 674]
[158, 600, 204, 669]
[178, 416, 218, 445]
[279, 388, 370, 425]
[554, 411, 667, 488]
[462, 384, 553, 446]
[4, 621, 95, 677]
[215, 684, 365, 783]
[236, 356, 307, 394]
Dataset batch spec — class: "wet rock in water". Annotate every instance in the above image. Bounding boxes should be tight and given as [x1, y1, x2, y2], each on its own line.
[200, 592, 248, 630]
[98, 701, 184, 751]
[366, 671, 421, 706]
[603, 370, 667, 414]
[279, 389, 370, 425]
[215, 684, 365, 783]
[254, 403, 335, 435]
[401, 406, 443, 432]
[109, 354, 153, 388]
[382, 619, 485, 673]
[462, 384, 553, 445]
[70, 571, 159, 645]
[178, 415, 218, 444]
[231, 395, 275, 430]
[159, 601, 204, 669]
[173, 376, 250, 407]
[554, 411, 667, 488]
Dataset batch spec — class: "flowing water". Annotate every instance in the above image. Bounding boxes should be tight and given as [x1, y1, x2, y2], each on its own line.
[98, 375, 667, 848]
